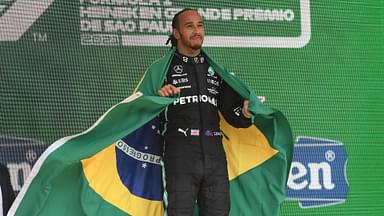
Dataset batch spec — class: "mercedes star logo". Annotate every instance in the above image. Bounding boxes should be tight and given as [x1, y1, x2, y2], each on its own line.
[173, 65, 183, 73]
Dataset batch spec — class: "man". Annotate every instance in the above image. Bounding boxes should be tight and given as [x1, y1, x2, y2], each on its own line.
[1, 163, 15, 216]
[157, 8, 252, 216]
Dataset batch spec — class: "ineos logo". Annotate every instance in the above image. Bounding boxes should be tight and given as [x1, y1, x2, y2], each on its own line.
[173, 65, 183, 73]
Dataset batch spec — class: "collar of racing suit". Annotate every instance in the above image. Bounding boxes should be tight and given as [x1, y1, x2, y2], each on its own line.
[174, 51, 205, 65]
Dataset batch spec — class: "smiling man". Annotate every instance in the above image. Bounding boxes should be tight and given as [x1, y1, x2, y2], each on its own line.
[155, 8, 252, 216]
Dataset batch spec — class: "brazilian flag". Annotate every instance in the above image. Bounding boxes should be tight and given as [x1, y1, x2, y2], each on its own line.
[8, 48, 292, 216]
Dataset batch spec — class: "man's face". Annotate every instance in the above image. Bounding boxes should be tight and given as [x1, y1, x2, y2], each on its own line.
[174, 10, 205, 51]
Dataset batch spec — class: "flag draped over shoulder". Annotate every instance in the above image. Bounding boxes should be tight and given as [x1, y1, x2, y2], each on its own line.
[8, 93, 174, 216]
[136, 48, 293, 216]
[9, 48, 292, 216]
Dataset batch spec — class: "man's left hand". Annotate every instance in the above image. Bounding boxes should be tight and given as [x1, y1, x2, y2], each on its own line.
[242, 100, 252, 118]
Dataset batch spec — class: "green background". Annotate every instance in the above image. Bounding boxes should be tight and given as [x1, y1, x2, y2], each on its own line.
[1, 0, 383, 215]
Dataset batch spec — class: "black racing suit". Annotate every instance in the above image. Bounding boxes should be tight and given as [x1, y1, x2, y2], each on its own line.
[161, 52, 251, 216]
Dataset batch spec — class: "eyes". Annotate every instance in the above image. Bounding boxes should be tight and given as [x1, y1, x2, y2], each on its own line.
[185, 22, 204, 29]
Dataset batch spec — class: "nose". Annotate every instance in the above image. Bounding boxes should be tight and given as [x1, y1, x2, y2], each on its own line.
[192, 25, 198, 33]
[192, 24, 203, 35]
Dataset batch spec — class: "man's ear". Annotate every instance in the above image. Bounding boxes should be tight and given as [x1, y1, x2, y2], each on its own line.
[173, 28, 180, 40]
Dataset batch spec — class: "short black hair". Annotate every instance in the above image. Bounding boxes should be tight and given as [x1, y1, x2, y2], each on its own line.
[166, 8, 198, 47]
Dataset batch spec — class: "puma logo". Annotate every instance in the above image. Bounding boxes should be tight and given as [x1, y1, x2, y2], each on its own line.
[178, 128, 189, 136]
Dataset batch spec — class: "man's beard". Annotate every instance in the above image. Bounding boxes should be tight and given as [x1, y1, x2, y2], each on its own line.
[189, 34, 203, 49]
[180, 33, 203, 50]
[190, 42, 202, 50]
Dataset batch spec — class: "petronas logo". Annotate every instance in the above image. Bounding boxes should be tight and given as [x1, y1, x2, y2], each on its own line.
[208, 66, 215, 76]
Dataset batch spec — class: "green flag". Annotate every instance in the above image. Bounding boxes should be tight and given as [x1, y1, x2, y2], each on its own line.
[8, 93, 174, 216]
[9, 48, 292, 216]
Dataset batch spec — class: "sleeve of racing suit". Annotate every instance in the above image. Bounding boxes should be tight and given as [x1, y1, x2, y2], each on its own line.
[218, 81, 252, 128]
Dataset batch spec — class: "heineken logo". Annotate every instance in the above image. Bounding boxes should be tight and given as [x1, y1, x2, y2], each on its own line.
[0, 137, 48, 194]
[286, 136, 349, 208]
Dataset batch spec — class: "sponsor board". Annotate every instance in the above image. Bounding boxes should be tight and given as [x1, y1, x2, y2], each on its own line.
[0, 137, 48, 194]
[286, 136, 349, 208]
[0, 0, 311, 47]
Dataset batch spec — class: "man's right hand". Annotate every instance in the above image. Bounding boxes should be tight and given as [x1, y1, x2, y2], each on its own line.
[158, 84, 180, 97]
